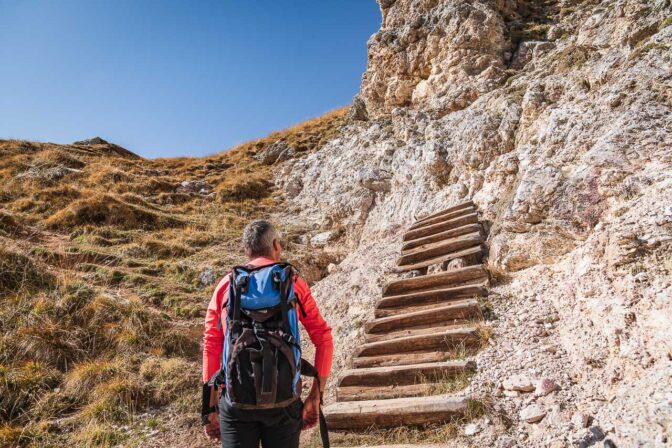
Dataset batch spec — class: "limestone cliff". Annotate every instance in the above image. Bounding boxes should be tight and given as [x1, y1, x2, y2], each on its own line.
[278, 1, 672, 446]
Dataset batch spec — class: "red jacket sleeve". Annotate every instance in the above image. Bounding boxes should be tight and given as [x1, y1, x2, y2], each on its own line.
[202, 276, 228, 383]
[294, 276, 334, 377]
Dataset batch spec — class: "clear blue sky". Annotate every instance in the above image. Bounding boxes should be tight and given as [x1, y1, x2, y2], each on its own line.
[0, 1, 380, 158]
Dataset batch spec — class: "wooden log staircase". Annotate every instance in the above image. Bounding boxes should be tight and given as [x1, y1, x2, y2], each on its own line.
[323, 200, 490, 434]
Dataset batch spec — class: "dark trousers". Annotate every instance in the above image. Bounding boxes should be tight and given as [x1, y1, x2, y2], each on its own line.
[219, 396, 303, 448]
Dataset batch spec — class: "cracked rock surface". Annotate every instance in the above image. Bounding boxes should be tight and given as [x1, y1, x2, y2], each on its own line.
[276, 0, 672, 446]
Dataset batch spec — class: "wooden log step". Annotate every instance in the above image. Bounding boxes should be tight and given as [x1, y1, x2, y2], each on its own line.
[375, 301, 481, 319]
[408, 205, 475, 231]
[366, 299, 481, 335]
[376, 281, 487, 313]
[375, 283, 487, 317]
[352, 350, 467, 369]
[336, 361, 475, 401]
[338, 360, 475, 388]
[337, 383, 439, 402]
[415, 200, 475, 224]
[383, 265, 488, 297]
[403, 213, 478, 242]
[401, 223, 483, 252]
[398, 232, 483, 265]
[395, 245, 483, 273]
[364, 322, 473, 343]
[324, 394, 469, 430]
[354, 327, 479, 358]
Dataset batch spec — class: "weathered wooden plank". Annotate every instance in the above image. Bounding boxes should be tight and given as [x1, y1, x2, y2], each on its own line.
[324, 394, 468, 430]
[415, 201, 475, 224]
[337, 383, 438, 402]
[366, 299, 480, 335]
[401, 231, 482, 258]
[398, 232, 483, 265]
[403, 213, 479, 242]
[339, 360, 475, 388]
[375, 303, 478, 320]
[364, 322, 473, 343]
[397, 236, 483, 266]
[354, 327, 479, 357]
[376, 281, 487, 312]
[395, 245, 483, 273]
[401, 223, 483, 252]
[383, 265, 488, 297]
[352, 351, 459, 369]
[409, 205, 475, 231]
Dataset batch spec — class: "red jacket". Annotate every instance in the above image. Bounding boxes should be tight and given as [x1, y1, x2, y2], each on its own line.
[202, 257, 334, 383]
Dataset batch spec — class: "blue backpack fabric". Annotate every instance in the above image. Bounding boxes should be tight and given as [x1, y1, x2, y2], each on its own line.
[222, 262, 303, 409]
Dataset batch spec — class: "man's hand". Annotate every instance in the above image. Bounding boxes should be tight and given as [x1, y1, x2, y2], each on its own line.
[203, 412, 220, 442]
[303, 375, 327, 430]
[302, 388, 320, 429]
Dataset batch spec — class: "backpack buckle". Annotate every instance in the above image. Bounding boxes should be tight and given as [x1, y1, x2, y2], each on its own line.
[237, 275, 249, 293]
[281, 332, 296, 346]
[253, 323, 267, 337]
[271, 271, 282, 290]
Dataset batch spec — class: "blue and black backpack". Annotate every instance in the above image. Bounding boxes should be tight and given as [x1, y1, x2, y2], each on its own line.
[223, 262, 308, 409]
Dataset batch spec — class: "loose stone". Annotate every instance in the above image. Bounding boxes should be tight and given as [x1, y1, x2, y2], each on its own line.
[520, 404, 547, 423]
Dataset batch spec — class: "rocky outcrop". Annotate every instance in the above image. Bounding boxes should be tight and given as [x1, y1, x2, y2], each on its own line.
[278, 1, 672, 446]
[360, 0, 523, 118]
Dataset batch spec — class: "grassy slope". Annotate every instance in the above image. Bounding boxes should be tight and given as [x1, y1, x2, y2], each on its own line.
[0, 108, 347, 447]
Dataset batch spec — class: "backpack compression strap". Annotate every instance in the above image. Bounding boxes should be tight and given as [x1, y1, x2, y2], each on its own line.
[300, 359, 330, 448]
[272, 265, 294, 336]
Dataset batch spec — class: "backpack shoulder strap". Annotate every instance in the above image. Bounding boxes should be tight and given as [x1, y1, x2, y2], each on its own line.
[274, 264, 294, 334]
[228, 268, 249, 327]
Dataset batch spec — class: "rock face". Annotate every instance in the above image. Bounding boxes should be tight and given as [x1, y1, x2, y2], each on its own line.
[276, 1, 672, 446]
[361, 0, 516, 118]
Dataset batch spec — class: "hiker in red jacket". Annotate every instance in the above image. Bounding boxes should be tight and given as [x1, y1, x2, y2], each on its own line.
[202, 220, 333, 448]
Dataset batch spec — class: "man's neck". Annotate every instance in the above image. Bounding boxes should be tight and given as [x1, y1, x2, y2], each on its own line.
[248, 256, 278, 266]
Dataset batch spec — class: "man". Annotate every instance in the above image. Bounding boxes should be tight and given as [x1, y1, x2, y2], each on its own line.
[202, 220, 333, 447]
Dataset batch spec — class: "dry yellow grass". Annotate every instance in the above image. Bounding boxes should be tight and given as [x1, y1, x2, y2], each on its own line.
[0, 107, 347, 447]
[46, 193, 186, 230]
[305, 421, 461, 447]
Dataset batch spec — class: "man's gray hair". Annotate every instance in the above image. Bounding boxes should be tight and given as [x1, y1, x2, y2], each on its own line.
[242, 220, 279, 257]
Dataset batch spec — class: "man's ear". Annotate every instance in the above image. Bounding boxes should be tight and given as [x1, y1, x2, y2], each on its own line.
[273, 238, 281, 251]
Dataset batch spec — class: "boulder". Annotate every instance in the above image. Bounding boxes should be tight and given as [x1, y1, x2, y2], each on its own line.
[311, 231, 335, 247]
[572, 412, 590, 429]
[503, 374, 535, 392]
[176, 180, 212, 195]
[520, 404, 546, 423]
[534, 378, 559, 397]
[199, 266, 217, 287]
[284, 177, 303, 199]
[348, 95, 369, 122]
[258, 140, 295, 165]
[447, 257, 466, 270]
[464, 423, 480, 436]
